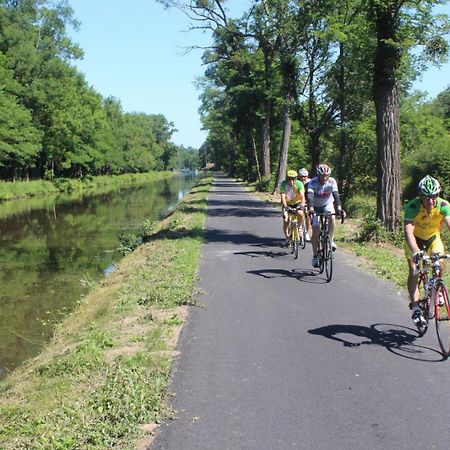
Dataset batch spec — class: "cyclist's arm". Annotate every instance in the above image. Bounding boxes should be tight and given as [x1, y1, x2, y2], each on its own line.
[404, 221, 421, 255]
[280, 192, 289, 209]
[445, 215, 450, 233]
[332, 191, 342, 210]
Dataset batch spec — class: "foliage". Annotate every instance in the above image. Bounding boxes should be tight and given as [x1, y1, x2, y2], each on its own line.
[0, 1, 196, 181]
[356, 213, 403, 247]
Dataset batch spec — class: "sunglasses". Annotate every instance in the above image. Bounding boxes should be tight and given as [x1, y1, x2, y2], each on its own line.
[288, 177, 296, 180]
[422, 194, 438, 200]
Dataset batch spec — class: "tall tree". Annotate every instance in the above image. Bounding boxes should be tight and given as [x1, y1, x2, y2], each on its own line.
[367, 0, 450, 230]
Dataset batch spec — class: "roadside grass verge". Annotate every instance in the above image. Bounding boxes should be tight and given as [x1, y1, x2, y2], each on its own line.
[0, 177, 212, 450]
[0, 171, 174, 202]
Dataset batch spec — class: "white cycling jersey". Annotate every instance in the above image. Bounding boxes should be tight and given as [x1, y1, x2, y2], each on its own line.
[307, 176, 338, 209]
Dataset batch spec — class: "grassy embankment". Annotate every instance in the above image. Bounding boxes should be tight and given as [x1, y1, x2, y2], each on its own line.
[0, 172, 174, 202]
[0, 177, 212, 450]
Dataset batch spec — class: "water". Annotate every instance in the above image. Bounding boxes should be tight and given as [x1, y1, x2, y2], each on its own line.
[0, 175, 197, 377]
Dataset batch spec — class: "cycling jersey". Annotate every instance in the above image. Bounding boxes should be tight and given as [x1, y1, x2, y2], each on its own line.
[404, 197, 450, 240]
[280, 179, 304, 206]
[307, 176, 338, 208]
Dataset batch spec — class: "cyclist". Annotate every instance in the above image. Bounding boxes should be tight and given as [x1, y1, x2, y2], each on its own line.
[298, 168, 312, 242]
[307, 164, 345, 268]
[404, 175, 450, 327]
[280, 169, 305, 247]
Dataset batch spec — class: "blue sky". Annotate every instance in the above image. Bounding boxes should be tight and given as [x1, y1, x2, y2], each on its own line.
[68, 1, 450, 150]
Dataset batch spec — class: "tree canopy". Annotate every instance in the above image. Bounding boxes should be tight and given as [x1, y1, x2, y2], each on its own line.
[0, 0, 197, 181]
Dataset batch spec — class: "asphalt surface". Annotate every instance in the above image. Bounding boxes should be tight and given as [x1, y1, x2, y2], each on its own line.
[150, 175, 450, 450]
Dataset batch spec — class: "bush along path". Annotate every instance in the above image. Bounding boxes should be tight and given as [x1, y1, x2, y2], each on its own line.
[0, 177, 212, 450]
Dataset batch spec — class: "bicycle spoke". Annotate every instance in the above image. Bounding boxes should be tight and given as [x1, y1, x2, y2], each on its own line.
[435, 281, 450, 356]
[324, 235, 333, 282]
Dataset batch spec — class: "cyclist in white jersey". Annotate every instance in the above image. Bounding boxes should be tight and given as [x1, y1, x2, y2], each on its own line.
[307, 164, 345, 268]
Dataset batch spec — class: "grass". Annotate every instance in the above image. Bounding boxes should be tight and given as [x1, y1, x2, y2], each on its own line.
[0, 172, 174, 202]
[0, 176, 212, 450]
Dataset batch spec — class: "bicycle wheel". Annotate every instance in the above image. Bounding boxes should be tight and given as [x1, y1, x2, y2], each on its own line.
[299, 221, 306, 250]
[293, 226, 299, 259]
[418, 271, 433, 322]
[290, 221, 299, 258]
[324, 235, 333, 282]
[435, 281, 450, 356]
[318, 237, 324, 274]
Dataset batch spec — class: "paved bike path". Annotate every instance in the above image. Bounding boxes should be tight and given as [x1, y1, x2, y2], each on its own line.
[151, 175, 450, 450]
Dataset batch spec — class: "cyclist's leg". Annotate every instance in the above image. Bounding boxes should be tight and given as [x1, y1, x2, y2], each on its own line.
[429, 234, 445, 274]
[311, 214, 320, 256]
[296, 209, 304, 235]
[282, 208, 290, 244]
[310, 209, 321, 267]
[405, 246, 420, 307]
[325, 203, 337, 248]
[405, 244, 425, 328]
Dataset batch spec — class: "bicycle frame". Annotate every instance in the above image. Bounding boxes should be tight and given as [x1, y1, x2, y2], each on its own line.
[286, 205, 306, 258]
[313, 212, 343, 282]
[416, 252, 450, 354]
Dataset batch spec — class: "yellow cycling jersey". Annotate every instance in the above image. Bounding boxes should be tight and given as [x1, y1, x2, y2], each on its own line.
[404, 197, 450, 240]
[280, 179, 304, 206]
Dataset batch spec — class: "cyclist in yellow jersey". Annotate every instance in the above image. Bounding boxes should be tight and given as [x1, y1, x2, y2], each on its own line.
[404, 175, 450, 327]
[280, 169, 305, 247]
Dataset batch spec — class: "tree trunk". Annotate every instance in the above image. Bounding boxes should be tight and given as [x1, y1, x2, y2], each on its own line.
[228, 133, 238, 176]
[262, 104, 271, 178]
[309, 132, 321, 172]
[252, 135, 262, 181]
[273, 101, 292, 194]
[373, 4, 402, 232]
[336, 42, 348, 199]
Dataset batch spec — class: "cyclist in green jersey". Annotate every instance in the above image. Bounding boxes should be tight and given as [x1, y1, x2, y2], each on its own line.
[280, 170, 305, 247]
[404, 175, 450, 327]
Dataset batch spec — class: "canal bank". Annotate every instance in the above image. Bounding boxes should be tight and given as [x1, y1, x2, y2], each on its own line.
[0, 177, 211, 450]
[0, 172, 198, 376]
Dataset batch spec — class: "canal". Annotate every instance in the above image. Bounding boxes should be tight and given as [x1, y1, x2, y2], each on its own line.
[0, 175, 198, 377]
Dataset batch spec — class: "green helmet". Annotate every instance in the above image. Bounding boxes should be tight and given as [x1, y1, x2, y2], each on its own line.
[418, 175, 440, 197]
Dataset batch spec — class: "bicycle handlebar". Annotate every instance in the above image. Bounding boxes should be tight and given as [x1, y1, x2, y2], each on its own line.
[414, 252, 450, 268]
[285, 205, 305, 214]
[310, 211, 345, 224]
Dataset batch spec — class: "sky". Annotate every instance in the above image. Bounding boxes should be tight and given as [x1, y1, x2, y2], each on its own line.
[68, 1, 450, 150]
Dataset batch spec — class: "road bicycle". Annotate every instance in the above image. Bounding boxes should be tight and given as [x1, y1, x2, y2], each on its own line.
[314, 212, 344, 283]
[414, 252, 450, 355]
[285, 205, 306, 259]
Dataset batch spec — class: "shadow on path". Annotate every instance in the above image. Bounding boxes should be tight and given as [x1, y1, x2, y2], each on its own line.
[308, 323, 445, 362]
[247, 267, 327, 284]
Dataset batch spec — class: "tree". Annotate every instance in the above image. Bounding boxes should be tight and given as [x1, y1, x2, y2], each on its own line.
[367, 0, 450, 231]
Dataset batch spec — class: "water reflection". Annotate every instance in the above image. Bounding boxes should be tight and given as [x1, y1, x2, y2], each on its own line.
[0, 175, 197, 377]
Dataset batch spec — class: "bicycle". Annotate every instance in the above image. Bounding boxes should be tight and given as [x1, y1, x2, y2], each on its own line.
[285, 205, 306, 259]
[414, 252, 450, 355]
[313, 212, 344, 283]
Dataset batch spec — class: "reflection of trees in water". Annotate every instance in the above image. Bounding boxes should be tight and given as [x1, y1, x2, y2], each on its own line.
[0, 176, 198, 375]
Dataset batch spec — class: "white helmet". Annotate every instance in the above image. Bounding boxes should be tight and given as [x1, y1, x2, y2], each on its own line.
[316, 164, 331, 176]
[418, 175, 441, 197]
[298, 168, 308, 177]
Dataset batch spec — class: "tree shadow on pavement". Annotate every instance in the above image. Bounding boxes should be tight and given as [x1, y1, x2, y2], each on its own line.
[204, 199, 279, 218]
[308, 323, 445, 362]
[247, 267, 327, 284]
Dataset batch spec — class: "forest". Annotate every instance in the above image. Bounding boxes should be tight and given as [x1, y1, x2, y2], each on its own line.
[0, 0, 199, 181]
[167, 0, 450, 230]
